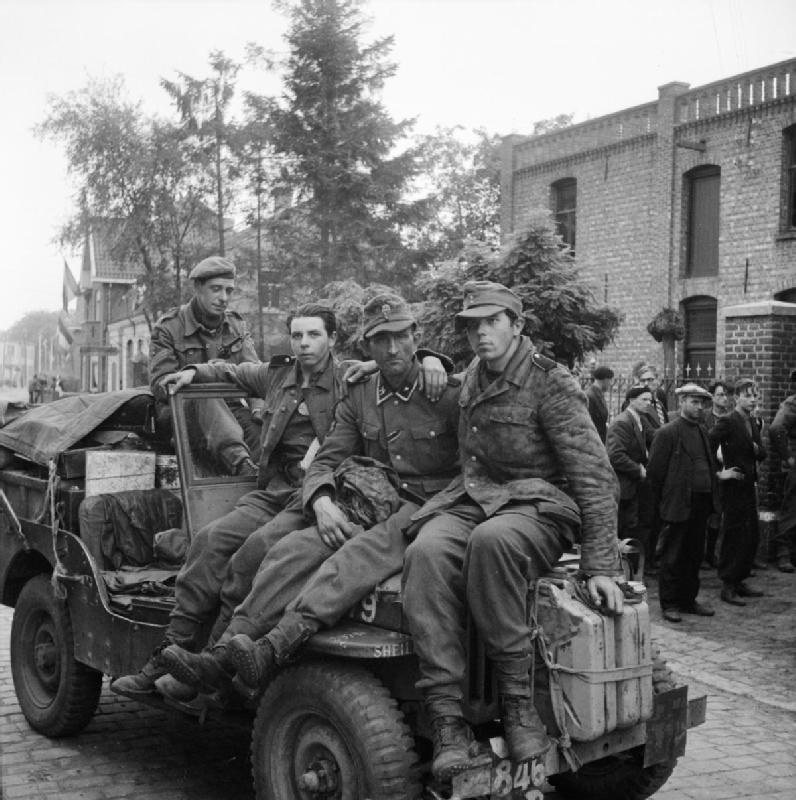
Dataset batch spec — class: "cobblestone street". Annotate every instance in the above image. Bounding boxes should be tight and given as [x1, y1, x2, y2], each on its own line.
[1, 567, 795, 799]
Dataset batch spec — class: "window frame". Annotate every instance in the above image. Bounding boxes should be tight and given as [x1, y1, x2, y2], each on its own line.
[684, 165, 720, 278]
[551, 177, 577, 254]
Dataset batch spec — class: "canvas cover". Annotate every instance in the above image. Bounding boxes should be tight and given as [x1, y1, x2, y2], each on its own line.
[0, 389, 153, 465]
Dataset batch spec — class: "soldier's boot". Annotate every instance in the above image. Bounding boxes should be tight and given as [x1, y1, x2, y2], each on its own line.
[110, 640, 170, 696]
[495, 657, 552, 763]
[228, 612, 317, 695]
[430, 715, 475, 780]
[161, 643, 233, 694]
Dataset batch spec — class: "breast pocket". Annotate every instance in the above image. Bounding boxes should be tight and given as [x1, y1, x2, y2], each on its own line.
[361, 423, 386, 458]
[484, 405, 538, 465]
[177, 345, 206, 366]
[409, 421, 457, 471]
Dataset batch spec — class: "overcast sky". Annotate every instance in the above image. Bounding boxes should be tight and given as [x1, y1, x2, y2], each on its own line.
[1, 0, 795, 332]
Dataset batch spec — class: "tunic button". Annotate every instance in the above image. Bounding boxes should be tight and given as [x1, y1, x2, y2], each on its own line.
[429, 431, 436, 437]
[401, 482, 408, 489]
[472, 426, 478, 433]
[393, 400, 399, 406]
[395, 454, 402, 460]
[468, 482, 475, 487]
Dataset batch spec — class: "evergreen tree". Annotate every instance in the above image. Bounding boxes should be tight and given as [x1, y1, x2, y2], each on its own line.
[267, 0, 420, 289]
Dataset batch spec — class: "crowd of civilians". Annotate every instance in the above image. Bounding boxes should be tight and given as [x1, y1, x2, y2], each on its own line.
[588, 362, 796, 623]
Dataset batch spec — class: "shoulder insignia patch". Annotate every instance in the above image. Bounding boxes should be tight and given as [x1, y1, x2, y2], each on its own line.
[155, 307, 179, 324]
[531, 352, 557, 371]
[269, 354, 296, 367]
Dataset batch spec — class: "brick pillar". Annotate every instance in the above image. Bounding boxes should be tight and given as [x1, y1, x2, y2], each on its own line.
[722, 301, 796, 511]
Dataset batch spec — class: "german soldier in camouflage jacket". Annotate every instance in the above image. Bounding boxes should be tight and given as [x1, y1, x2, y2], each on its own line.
[402, 281, 626, 780]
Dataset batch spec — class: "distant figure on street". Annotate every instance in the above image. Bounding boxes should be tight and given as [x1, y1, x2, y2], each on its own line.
[607, 386, 652, 550]
[769, 368, 796, 573]
[647, 383, 719, 623]
[702, 380, 735, 568]
[708, 379, 766, 606]
[586, 365, 614, 443]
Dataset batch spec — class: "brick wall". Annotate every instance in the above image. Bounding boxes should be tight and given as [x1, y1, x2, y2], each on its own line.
[723, 302, 796, 509]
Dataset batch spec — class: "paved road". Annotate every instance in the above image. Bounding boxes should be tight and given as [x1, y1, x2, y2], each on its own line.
[1, 567, 795, 799]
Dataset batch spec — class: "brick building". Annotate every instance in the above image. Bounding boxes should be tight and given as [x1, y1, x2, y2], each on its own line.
[501, 57, 796, 511]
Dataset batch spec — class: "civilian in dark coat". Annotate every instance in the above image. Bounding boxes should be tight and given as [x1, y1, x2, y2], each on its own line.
[586, 366, 614, 443]
[607, 387, 651, 550]
[769, 370, 796, 572]
[647, 384, 720, 622]
[708, 379, 767, 605]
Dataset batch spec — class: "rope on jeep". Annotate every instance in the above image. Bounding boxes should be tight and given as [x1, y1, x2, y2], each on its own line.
[45, 459, 69, 600]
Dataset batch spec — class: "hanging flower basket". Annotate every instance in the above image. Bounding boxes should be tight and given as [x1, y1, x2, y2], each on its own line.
[646, 308, 685, 342]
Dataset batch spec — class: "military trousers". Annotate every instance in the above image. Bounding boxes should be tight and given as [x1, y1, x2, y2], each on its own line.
[216, 500, 420, 647]
[169, 481, 302, 647]
[402, 499, 567, 717]
[774, 468, 796, 558]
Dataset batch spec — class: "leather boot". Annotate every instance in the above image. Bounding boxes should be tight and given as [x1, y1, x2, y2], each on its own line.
[161, 643, 232, 693]
[494, 656, 551, 762]
[110, 641, 169, 696]
[499, 694, 552, 762]
[776, 547, 795, 573]
[430, 716, 475, 779]
[228, 612, 317, 694]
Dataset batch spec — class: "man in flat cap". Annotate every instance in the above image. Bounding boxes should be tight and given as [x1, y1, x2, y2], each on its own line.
[768, 368, 796, 572]
[647, 383, 722, 622]
[586, 365, 614, 443]
[708, 378, 767, 604]
[401, 280, 625, 779]
[156, 292, 462, 701]
[148, 255, 264, 475]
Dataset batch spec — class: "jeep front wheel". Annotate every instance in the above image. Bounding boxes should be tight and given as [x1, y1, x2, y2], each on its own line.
[251, 660, 420, 800]
[10, 574, 102, 736]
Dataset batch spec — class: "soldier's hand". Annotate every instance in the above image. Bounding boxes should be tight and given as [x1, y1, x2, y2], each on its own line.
[162, 370, 196, 394]
[418, 355, 446, 402]
[587, 575, 624, 615]
[344, 360, 378, 383]
[313, 495, 355, 550]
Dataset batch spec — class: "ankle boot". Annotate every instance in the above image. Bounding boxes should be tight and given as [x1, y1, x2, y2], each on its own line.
[430, 716, 474, 779]
[110, 640, 169, 696]
[499, 694, 552, 762]
[161, 643, 231, 693]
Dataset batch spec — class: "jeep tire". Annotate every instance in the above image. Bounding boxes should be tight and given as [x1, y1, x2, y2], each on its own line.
[251, 660, 420, 800]
[10, 574, 102, 736]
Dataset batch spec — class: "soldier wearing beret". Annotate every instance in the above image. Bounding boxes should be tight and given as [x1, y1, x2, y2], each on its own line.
[148, 256, 264, 475]
[401, 281, 625, 779]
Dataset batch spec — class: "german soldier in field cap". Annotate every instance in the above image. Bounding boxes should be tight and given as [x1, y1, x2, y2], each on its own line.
[402, 280, 625, 779]
[148, 255, 264, 475]
[155, 291, 462, 702]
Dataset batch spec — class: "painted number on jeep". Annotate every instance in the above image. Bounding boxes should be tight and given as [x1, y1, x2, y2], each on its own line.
[490, 758, 545, 797]
[358, 591, 376, 623]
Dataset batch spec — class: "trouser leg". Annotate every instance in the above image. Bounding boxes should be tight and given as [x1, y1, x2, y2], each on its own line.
[775, 469, 796, 561]
[168, 489, 284, 645]
[681, 494, 710, 605]
[403, 505, 476, 718]
[195, 399, 250, 473]
[464, 507, 566, 660]
[718, 484, 757, 586]
[209, 507, 308, 643]
[657, 521, 687, 609]
[217, 526, 334, 643]
[231, 403, 262, 463]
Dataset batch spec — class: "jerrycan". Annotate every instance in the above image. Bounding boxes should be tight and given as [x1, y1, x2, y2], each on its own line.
[534, 576, 653, 742]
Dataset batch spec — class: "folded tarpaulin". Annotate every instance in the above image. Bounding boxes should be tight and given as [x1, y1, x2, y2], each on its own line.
[0, 388, 153, 465]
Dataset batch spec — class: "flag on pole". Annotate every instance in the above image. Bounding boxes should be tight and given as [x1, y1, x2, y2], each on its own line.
[57, 310, 74, 346]
[62, 260, 80, 311]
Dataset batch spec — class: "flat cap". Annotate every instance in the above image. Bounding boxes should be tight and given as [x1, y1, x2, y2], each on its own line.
[675, 382, 711, 399]
[626, 385, 651, 402]
[361, 292, 415, 338]
[455, 281, 523, 331]
[189, 256, 236, 281]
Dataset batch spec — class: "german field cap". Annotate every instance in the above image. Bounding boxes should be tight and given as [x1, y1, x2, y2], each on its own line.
[361, 293, 415, 338]
[189, 256, 236, 281]
[675, 382, 711, 399]
[455, 281, 523, 331]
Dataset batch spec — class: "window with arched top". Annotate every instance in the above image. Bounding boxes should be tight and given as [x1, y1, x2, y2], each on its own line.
[682, 296, 717, 379]
[551, 178, 576, 254]
[685, 165, 720, 277]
